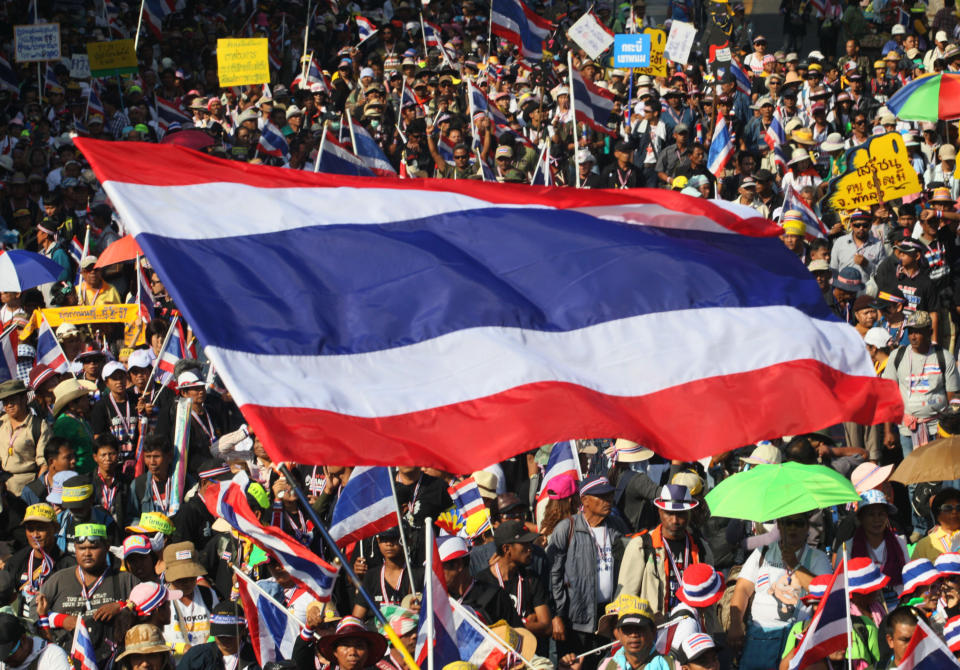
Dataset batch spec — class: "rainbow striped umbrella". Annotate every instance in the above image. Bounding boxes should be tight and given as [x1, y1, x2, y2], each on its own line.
[887, 72, 960, 121]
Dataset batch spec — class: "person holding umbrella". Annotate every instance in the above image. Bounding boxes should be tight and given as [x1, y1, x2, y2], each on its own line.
[728, 513, 831, 670]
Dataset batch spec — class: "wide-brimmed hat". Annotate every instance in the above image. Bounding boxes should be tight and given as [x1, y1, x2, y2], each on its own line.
[846, 557, 890, 594]
[851, 462, 894, 494]
[317, 616, 388, 661]
[930, 186, 956, 204]
[935, 552, 960, 577]
[946, 616, 960, 653]
[612, 438, 654, 463]
[741, 442, 782, 465]
[802, 574, 832, 605]
[0, 379, 27, 401]
[28, 364, 58, 391]
[115, 624, 172, 662]
[858, 489, 897, 515]
[489, 621, 537, 660]
[654, 484, 698, 511]
[52, 378, 97, 415]
[902, 558, 940, 597]
[821, 132, 845, 152]
[471, 470, 499, 500]
[789, 147, 814, 164]
[677, 563, 724, 608]
[791, 128, 816, 146]
[161, 541, 206, 582]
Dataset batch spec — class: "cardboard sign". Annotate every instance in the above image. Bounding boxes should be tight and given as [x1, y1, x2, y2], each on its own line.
[665, 21, 697, 65]
[70, 53, 90, 79]
[217, 38, 270, 87]
[567, 12, 615, 61]
[635, 28, 667, 77]
[822, 132, 922, 211]
[613, 34, 651, 68]
[86, 39, 137, 77]
[14, 24, 61, 62]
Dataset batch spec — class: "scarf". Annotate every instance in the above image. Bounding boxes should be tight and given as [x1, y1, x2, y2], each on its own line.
[851, 526, 905, 586]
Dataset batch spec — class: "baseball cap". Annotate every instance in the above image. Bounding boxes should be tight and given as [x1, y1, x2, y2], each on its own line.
[678, 633, 717, 664]
[905, 310, 933, 329]
[126, 348, 153, 370]
[864, 327, 892, 348]
[101, 360, 126, 380]
[579, 475, 614, 497]
[493, 520, 538, 547]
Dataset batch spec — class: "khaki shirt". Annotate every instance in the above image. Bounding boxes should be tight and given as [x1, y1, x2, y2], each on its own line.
[0, 414, 50, 494]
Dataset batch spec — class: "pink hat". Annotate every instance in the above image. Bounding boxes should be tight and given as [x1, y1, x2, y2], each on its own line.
[127, 581, 182, 616]
[850, 462, 894, 495]
[546, 473, 578, 500]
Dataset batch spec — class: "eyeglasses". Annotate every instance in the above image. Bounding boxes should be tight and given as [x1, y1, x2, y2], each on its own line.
[496, 157, 510, 162]
[851, 223, 870, 228]
[454, 154, 469, 160]
[853, 120, 867, 125]
[941, 504, 960, 514]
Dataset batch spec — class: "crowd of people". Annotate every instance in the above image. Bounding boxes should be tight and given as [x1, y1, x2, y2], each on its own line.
[5, 0, 960, 669]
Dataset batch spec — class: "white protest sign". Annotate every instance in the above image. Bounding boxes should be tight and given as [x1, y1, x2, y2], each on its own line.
[567, 12, 615, 61]
[14, 23, 61, 62]
[664, 21, 696, 65]
[70, 54, 90, 79]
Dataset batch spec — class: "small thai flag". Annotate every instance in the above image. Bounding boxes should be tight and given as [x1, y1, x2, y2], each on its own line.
[423, 19, 443, 48]
[0, 56, 18, 97]
[238, 578, 301, 666]
[154, 96, 190, 131]
[71, 616, 99, 670]
[728, 60, 752, 97]
[36, 315, 68, 373]
[415, 538, 461, 667]
[138, 265, 155, 322]
[707, 115, 735, 178]
[258, 121, 290, 163]
[86, 85, 105, 120]
[536, 441, 577, 501]
[328, 466, 397, 546]
[314, 130, 375, 177]
[356, 15, 377, 43]
[0, 325, 19, 384]
[448, 477, 487, 519]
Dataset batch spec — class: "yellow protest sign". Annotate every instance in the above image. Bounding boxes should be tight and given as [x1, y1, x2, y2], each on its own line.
[86, 40, 137, 77]
[636, 29, 666, 78]
[822, 132, 922, 211]
[217, 38, 270, 87]
[21, 304, 140, 339]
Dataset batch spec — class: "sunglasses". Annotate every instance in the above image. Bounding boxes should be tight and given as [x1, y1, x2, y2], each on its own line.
[851, 223, 870, 228]
[941, 504, 960, 513]
[853, 120, 867, 125]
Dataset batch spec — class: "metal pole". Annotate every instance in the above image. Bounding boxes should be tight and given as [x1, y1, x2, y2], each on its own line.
[346, 108, 359, 156]
[843, 544, 853, 670]
[425, 518, 434, 670]
[278, 464, 421, 670]
[134, 0, 147, 51]
[301, 0, 312, 83]
[314, 120, 329, 172]
[388, 467, 418, 596]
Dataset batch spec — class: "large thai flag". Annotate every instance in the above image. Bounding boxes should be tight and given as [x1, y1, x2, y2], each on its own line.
[448, 477, 487, 518]
[707, 116, 735, 178]
[0, 56, 18, 97]
[143, 0, 183, 38]
[76, 138, 903, 470]
[37, 316, 68, 373]
[204, 472, 339, 602]
[536, 441, 578, 502]
[350, 119, 396, 176]
[415, 538, 460, 667]
[154, 97, 190, 132]
[356, 16, 377, 43]
[328, 466, 397, 546]
[70, 617, 98, 670]
[569, 67, 616, 137]
[237, 577, 300, 666]
[0, 324, 19, 384]
[895, 617, 960, 669]
[490, 0, 553, 60]
[314, 130, 375, 177]
[788, 562, 846, 670]
[258, 122, 290, 163]
[782, 182, 828, 241]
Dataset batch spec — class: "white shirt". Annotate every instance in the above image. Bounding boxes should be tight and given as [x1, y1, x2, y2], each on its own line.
[164, 594, 216, 648]
[1, 637, 71, 670]
[591, 524, 614, 603]
[739, 543, 831, 629]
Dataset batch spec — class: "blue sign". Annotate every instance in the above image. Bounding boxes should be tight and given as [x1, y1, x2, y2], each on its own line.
[613, 34, 651, 68]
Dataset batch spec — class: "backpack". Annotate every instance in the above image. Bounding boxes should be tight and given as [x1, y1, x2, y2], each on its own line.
[892, 344, 946, 378]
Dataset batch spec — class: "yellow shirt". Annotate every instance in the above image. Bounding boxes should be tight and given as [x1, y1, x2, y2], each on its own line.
[912, 526, 960, 561]
[76, 280, 122, 306]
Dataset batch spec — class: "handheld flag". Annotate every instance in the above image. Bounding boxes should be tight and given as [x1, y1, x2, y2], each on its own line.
[237, 574, 301, 665]
[0, 324, 19, 384]
[349, 118, 396, 176]
[781, 182, 828, 241]
[204, 472, 340, 602]
[894, 616, 960, 668]
[328, 466, 398, 546]
[787, 562, 846, 670]
[75, 138, 904, 471]
[0, 56, 18, 98]
[490, 0, 554, 60]
[143, 0, 184, 38]
[447, 477, 487, 519]
[70, 616, 98, 670]
[314, 130, 375, 177]
[258, 121, 291, 164]
[414, 537, 460, 667]
[154, 97, 191, 132]
[36, 314, 69, 373]
[155, 317, 184, 389]
[707, 115, 735, 178]
[569, 67, 617, 137]
[356, 16, 377, 43]
[536, 441, 579, 502]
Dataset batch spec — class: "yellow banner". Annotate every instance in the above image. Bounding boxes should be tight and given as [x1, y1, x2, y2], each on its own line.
[217, 38, 270, 87]
[86, 39, 137, 77]
[823, 132, 922, 211]
[22, 304, 140, 339]
[635, 29, 667, 77]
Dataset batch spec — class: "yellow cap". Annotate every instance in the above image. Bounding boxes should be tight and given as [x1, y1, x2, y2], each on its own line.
[781, 218, 805, 237]
[23, 503, 57, 524]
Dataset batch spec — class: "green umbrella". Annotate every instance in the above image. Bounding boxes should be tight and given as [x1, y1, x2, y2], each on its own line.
[704, 462, 860, 522]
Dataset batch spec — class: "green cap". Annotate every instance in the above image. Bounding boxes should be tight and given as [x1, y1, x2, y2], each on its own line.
[75, 523, 107, 540]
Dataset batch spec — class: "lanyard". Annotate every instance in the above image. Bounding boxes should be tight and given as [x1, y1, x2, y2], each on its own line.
[493, 562, 524, 616]
[82, 283, 102, 306]
[7, 421, 25, 456]
[285, 509, 310, 544]
[26, 549, 54, 594]
[191, 409, 215, 444]
[108, 393, 133, 439]
[662, 535, 690, 587]
[616, 166, 632, 190]
[309, 466, 326, 495]
[457, 580, 475, 604]
[77, 567, 106, 611]
[151, 476, 170, 514]
[98, 471, 117, 512]
[380, 565, 406, 604]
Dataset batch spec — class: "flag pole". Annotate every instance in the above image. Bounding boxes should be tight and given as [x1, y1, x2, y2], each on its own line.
[134, 0, 146, 51]
[144, 314, 179, 402]
[346, 108, 359, 156]
[387, 466, 418, 596]
[278, 464, 421, 670]
[301, 0, 312, 83]
[567, 50, 581, 189]
[843, 543, 853, 670]
[419, 12, 430, 60]
[425, 517, 435, 670]
[314, 120, 329, 172]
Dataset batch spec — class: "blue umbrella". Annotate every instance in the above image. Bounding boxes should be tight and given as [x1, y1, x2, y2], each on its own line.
[0, 250, 67, 291]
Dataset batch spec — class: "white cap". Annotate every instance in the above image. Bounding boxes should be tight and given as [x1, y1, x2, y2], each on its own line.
[892, 23, 906, 35]
[56, 322, 81, 340]
[679, 633, 716, 665]
[437, 535, 470, 562]
[176, 371, 205, 389]
[359, 67, 375, 79]
[101, 360, 126, 380]
[126, 349, 153, 370]
[937, 30, 949, 42]
[285, 105, 303, 119]
[576, 149, 596, 164]
[864, 327, 893, 349]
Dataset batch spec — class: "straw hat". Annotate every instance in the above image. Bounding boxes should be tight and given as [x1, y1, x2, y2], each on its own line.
[488, 620, 537, 660]
[52, 378, 97, 415]
[612, 438, 654, 463]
